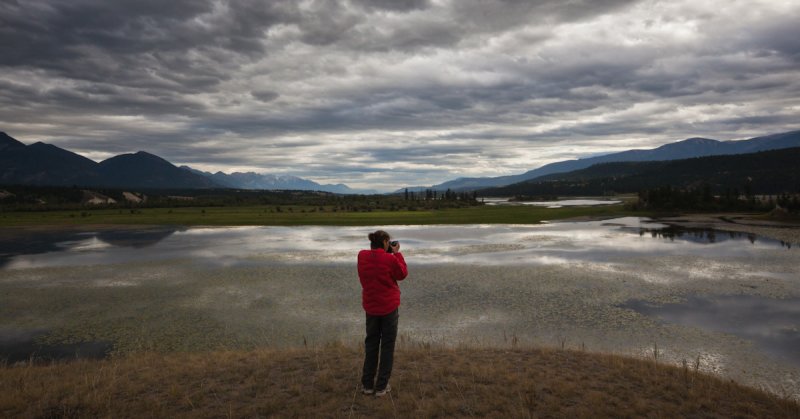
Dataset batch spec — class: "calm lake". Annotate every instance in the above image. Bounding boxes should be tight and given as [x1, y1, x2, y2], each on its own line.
[482, 197, 622, 208]
[1, 218, 798, 397]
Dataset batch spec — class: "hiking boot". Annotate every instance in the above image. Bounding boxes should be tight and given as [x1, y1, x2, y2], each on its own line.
[375, 384, 391, 397]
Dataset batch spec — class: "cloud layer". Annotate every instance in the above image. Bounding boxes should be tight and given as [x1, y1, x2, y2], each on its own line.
[2, 0, 799, 190]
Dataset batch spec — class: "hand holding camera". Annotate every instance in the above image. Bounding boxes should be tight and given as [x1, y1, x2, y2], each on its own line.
[387, 240, 400, 254]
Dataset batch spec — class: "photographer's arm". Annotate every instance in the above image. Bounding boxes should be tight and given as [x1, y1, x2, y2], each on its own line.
[391, 253, 408, 281]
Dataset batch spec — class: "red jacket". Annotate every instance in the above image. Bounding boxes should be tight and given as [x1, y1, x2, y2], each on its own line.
[358, 249, 408, 316]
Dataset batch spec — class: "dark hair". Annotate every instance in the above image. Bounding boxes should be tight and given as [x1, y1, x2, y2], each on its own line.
[368, 230, 390, 249]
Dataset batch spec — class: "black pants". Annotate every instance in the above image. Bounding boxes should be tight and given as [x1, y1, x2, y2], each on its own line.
[361, 308, 399, 391]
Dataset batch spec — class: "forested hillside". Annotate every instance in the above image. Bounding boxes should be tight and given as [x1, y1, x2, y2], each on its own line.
[480, 147, 800, 197]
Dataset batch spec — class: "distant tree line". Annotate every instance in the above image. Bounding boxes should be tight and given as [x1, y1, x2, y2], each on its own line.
[0, 184, 482, 212]
[630, 185, 800, 214]
[479, 147, 800, 199]
[404, 188, 478, 203]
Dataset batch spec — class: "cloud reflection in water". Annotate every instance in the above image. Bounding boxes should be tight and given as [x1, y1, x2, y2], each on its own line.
[2, 218, 793, 270]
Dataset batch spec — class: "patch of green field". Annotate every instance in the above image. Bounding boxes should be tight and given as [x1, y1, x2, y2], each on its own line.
[0, 204, 641, 227]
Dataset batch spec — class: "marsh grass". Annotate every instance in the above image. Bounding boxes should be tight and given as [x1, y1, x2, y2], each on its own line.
[0, 204, 640, 227]
[1, 342, 797, 418]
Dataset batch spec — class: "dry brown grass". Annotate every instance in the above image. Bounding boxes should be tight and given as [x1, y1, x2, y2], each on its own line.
[1, 344, 798, 418]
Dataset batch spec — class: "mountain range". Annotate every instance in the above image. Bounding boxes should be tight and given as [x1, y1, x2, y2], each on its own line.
[180, 167, 373, 194]
[3, 129, 800, 194]
[403, 130, 800, 192]
[0, 132, 366, 193]
[479, 146, 800, 197]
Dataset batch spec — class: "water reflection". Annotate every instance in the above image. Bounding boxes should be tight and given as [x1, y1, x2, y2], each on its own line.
[0, 219, 793, 270]
[1, 219, 798, 396]
[96, 228, 180, 248]
[626, 226, 792, 248]
[0, 227, 179, 269]
[483, 197, 622, 208]
[0, 328, 112, 364]
[0, 230, 84, 268]
[622, 295, 800, 366]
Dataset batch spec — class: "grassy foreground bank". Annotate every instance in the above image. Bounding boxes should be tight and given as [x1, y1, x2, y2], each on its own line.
[2, 345, 797, 418]
[0, 204, 639, 228]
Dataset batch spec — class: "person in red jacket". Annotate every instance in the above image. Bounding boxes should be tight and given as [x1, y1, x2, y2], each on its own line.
[358, 230, 408, 396]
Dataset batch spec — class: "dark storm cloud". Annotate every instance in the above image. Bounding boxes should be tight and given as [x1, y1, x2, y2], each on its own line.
[735, 17, 800, 63]
[350, 0, 431, 13]
[451, 0, 639, 30]
[251, 90, 280, 102]
[0, 79, 38, 105]
[329, 0, 639, 53]
[1, 0, 800, 190]
[367, 143, 486, 162]
[0, 0, 287, 57]
[0, 0, 297, 91]
[718, 114, 798, 128]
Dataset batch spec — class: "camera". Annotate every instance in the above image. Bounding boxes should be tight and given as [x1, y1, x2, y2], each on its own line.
[387, 240, 399, 253]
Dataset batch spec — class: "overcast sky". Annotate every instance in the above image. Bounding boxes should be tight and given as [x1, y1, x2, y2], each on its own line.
[1, 0, 799, 191]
